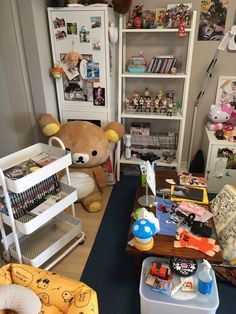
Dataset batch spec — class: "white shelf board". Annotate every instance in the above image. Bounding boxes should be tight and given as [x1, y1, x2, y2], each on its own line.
[121, 111, 183, 120]
[120, 155, 178, 168]
[122, 28, 192, 33]
[121, 72, 187, 79]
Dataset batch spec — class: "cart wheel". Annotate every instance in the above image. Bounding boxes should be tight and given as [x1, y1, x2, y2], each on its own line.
[79, 236, 86, 245]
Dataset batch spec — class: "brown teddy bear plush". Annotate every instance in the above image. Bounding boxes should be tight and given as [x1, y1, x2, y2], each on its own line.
[38, 114, 124, 212]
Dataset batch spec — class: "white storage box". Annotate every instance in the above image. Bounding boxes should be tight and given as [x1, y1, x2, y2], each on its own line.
[0, 143, 71, 193]
[140, 256, 219, 314]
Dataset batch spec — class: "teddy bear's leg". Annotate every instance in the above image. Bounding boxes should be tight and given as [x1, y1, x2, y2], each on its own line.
[82, 191, 103, 212]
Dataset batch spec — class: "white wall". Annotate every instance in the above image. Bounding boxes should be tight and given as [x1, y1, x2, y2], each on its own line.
[0, 0, 37, 157]
[18, 0, 59, 120]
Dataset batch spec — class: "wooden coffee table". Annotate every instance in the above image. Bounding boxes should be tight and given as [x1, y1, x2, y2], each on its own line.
[125, 169, 223, 277]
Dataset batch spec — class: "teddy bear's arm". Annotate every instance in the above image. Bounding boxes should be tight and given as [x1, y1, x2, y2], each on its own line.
[93, 165, 108, 188]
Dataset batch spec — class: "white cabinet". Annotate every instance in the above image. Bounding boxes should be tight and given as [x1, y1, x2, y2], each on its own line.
[201, 127, 236, 193]
[116, 11, 197, 179]
[47, 6, 118, 127]
[0, 142, 85, 269]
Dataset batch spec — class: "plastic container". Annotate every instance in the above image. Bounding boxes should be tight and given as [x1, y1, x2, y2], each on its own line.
[198, 260, 213, 295]
[124, 134, 131, 159]
[140, 256, 219, 314]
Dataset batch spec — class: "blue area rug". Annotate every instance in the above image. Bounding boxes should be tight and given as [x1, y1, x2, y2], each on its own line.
[81, 175, 236, 314]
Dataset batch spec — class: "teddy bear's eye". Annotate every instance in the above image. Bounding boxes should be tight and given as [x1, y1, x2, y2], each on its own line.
[92, 150, 97, 156]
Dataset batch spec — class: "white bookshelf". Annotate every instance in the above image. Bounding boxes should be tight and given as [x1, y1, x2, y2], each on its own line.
[0, 141, 85, 269]
[116, 11, 197, 179]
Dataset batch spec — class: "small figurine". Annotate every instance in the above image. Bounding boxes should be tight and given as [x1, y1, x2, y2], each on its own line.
[138, 96, 145, 112]
[178, 21, 186, 38]
[160, 97, 167, 113]
[153, 96, 161, 113]
[126, 20, 133, 29]
[145, 97, 152, 112]
[144, 87, 150, 98]
[166, 101, 173, 116]
[170, 67, 177, 75]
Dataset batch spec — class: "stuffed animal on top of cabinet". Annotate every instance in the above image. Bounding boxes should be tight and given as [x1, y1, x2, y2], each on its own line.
[38, 114, 124, 212]
[207, 103, 233, 131]
[77, 0, 133, 14]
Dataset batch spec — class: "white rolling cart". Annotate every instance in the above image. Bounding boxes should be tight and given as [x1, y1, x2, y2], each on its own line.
[0, 138, 85, 270]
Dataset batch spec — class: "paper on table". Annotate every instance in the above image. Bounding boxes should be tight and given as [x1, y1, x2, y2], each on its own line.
[146, 161, 156, 196]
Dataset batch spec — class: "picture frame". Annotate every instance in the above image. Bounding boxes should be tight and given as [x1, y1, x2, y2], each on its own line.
[215, 76, 236, 108]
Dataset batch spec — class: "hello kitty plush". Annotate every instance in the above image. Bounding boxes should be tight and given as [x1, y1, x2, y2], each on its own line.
[207, 103, 233, 131]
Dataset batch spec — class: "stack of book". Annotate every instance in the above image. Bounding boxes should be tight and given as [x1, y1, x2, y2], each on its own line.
[0, 175, 59, 219]
[147, 55, 177, 74]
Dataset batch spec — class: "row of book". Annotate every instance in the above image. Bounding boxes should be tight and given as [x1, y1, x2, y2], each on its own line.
[0, 175, 59, 219]
[147, 56, 177, 74]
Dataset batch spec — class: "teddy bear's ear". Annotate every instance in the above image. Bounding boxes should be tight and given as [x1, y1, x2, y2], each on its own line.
[104, 122, 125, 143]
[38, 114, 61, 136]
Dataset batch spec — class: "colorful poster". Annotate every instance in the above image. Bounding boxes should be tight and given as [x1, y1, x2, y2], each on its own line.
[198, 0, 228, 41]
[93, 87, 105, 106]
[215, 76, 236, 108]
[87, 62, 100, 82]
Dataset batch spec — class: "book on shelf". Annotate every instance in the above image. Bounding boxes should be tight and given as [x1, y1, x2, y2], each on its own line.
[170, 185, 209, 204]
[147, 55, 176, 74]
[4, 153, 58, 180]
[147, 57, 155, 72]
[0, 174, 59, 219]
[30, 152, 58, 167]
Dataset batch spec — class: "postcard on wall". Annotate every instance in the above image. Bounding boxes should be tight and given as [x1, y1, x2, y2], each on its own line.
[67, 23, 78, 35]
[93, 87, 105, 106]
[79, 26, 90, 43]
[91, 16, 101, 28]
[87, 62, 100, 82]
[53, 17, 65, 29]
[198, 0, 228, 41]
[55, 29, 67, 40]
[155, 8, 166, 27]
[215, 76, 236, 108]
[165, 3, 192, 28]
[92, 37, 101, 51]
[142, 9, 156, 29]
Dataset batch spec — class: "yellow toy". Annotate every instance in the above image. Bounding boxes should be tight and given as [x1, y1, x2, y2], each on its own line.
[0, 263, 98, 314]
[38, 114, 124, 212]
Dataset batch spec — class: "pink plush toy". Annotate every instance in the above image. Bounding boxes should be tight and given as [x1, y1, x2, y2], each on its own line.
[228, 108, 236, 126]
[207, 103, 233, 131]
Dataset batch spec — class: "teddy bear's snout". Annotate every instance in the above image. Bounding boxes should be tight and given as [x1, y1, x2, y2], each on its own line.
[73, 153, 89, 165]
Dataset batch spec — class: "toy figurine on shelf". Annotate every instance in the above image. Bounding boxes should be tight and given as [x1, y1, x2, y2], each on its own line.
[145, 97, 152, 112]
[167, 100, 174, 116]
[153, 96, 161, 113]
[138, 96, 145, 112]
[160, 97, 167, 114]
[143, 87, 152, 112]
[144, 87, 151, 99]
[124, 97, 132, 112]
